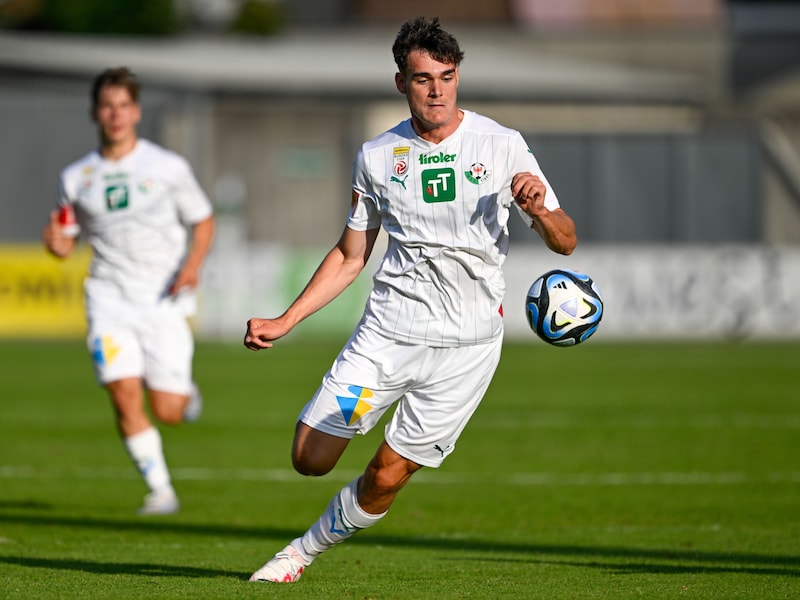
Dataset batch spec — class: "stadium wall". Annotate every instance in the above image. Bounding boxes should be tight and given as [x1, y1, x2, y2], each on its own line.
[4, 244, 799, 342]
[197, 243, 800, 343]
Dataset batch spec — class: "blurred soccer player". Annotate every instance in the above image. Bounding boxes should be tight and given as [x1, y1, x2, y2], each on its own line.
[244, 16, 576, 582]
[43, 67, 215, 515]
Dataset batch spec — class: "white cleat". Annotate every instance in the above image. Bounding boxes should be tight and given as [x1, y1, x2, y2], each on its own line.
[249, 544, 307, 583]
[183, 382, 203, 423]
[137, 489, 180, 516]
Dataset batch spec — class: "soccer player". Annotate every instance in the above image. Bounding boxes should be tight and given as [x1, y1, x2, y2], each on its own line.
[42, 67, 215, 516]
[244, 16, 576, 582]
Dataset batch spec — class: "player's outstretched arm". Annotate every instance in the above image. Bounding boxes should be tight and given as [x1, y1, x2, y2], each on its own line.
[42, 210, 77, 258]
[244, 225, 380, 350]
[511, 172, 577, 256]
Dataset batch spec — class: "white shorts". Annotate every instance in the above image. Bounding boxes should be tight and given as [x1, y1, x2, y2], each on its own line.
[84, 281, 194, 395]
[299, 325, 503, 468]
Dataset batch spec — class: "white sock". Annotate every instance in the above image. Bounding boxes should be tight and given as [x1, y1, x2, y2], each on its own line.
[293, 478, 386, 565]
[123, 427, 173, 494]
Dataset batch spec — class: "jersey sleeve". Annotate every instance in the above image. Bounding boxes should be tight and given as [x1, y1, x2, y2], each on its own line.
[56, 168, 77, 208]
[170, 156, 213, 225]
[347, 147, 381, 231]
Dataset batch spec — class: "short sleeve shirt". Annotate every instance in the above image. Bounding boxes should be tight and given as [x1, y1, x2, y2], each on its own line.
[57, 139, 213, 306]
[349, 110, 561, 347]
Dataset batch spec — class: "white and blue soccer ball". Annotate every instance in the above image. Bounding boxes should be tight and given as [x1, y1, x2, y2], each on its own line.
[525, 269, 603, 347]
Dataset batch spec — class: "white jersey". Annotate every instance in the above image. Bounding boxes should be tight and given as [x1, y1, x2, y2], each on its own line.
[349, 110, 561, 347]
[57, 139, 213, 307]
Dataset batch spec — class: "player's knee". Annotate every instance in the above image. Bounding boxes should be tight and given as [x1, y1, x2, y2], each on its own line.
[365, 463, 407, 495]
[149, 403, 183, 425]
[364, 453, 421, 495]
[291, 452, 335, 477]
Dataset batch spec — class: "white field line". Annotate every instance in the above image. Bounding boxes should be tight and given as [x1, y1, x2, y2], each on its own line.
[1, 465, 799, 486]
[473, 414, 800, 430]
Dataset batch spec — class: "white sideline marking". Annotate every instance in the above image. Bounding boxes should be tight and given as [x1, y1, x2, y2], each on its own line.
[1, 465, 799, 486]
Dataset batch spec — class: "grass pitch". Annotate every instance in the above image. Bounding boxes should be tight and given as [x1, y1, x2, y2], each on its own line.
[0, 339, 798, 599]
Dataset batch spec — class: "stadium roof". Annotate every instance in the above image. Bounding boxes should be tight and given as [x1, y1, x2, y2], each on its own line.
[0, 28, 704, 103]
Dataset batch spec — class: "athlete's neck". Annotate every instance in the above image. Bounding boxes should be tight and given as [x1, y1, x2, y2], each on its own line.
[100, 137, 138, 161]
[413, 109, 464, 145]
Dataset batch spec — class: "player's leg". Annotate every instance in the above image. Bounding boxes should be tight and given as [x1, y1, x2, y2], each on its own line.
[251, 328, 422, 583]
[291, 421, 351, 475]
[127, 309, 199, 514]
[295, 441, 421, 557]
[85, 286, 179, 514]
[147, 389, 191, 425]
[103, 376, 179, 515]
[107, 376, 150, 436]
[286, 339, 501, 570]
[358, 440, 422, 514]
[250, 442, 421, 583]
[145, 308, 200, 426]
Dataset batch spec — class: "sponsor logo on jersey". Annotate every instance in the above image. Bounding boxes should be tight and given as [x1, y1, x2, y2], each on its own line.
[138, 179, 154, 195]
[393, 146, 410, 174]
[391, 147, 410, 189]
[422, 168, 456, 203]
[465, 162, 491, 185]
[390, 175, 408, 189]
[336, 385, 374, 426]
[105, 184, 129, 211]
[419, 151, 456, 165]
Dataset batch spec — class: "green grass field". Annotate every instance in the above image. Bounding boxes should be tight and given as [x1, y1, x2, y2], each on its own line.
[1, 339, 798, 599]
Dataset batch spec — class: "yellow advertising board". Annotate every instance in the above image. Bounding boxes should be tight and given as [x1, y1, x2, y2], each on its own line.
[0, 245, 91, 339]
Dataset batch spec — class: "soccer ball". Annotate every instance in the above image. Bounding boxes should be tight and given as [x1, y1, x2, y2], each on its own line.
[525, 269, 603, 347]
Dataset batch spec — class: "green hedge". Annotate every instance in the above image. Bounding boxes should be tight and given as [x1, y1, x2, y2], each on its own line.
[1, 0, 180, 35]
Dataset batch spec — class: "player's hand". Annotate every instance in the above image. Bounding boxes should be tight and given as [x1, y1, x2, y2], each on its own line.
[169, 266, 199, 296]
[243, 317, 290, 351]
[511, 173, 547, 220]
[42, 210, 75, 258]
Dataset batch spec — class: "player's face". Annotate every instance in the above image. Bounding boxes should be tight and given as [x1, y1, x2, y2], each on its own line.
[92, 85, 141, 150]
[395, 49, 460, 142]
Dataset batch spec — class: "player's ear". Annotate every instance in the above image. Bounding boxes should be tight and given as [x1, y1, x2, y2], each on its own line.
[395, 72, 406, 94]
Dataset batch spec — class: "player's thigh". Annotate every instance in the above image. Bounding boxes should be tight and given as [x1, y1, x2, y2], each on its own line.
[291, 422, 352, 475]
[385, 338, 502, 468]
[141, 307, 194, 396]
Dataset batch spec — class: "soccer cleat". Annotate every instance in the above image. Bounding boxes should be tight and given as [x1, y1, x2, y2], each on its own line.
[183, 382, 203, 423]
[249, 544, 307, 583]
[137, 489, 180, 516]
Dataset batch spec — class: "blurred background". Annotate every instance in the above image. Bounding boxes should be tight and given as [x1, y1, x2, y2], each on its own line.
[1, 0, 799, 342]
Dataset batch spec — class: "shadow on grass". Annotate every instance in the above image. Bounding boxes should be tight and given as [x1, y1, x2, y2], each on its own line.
[1, 511, 798, 578]
[0, 555, 239, 579]
[451, 556, 800, 578]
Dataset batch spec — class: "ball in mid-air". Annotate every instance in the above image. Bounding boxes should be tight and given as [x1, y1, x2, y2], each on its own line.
[525, 269, 603, 346]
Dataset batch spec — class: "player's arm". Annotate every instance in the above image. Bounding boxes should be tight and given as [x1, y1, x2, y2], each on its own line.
[244, 225, 380, 350]
[511, 172, 577, 256]
[42, 209, 77, 258]
[170, 215, 216, 295]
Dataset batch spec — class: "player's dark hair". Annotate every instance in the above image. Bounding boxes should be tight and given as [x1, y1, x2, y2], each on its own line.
[392, 16, 464, 76]
[91, 67, 140, 107]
